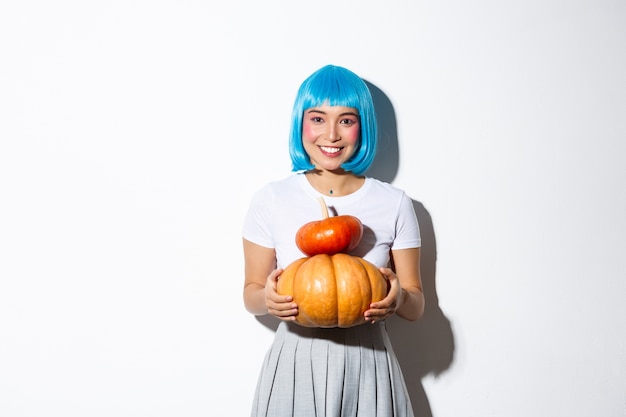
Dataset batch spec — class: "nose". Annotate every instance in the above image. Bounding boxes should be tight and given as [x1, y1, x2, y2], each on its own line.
[327, 124, 340, 142]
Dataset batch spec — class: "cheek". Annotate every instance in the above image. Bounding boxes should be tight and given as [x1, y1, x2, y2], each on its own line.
[302, 123, 316, 143]
[344, 126, 360, 144]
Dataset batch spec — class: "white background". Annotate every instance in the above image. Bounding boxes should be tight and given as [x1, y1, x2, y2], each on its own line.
[1, 1, 625, 416]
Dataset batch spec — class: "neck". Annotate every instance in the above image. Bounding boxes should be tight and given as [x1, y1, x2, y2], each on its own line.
[304, 170, 364, 197]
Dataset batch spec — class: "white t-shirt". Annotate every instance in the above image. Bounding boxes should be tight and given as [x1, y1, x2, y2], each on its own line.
[242, 173, 421, 270]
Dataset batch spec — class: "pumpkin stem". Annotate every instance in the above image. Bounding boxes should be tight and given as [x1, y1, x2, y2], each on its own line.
[318, 196, 329, 219]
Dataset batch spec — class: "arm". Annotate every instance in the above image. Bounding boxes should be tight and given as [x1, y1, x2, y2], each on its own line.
[365, 247, 425, 322]
[242, 238, 298, 320]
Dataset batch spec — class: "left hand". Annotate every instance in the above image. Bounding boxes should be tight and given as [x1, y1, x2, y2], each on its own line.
[364, 267, 402, 324]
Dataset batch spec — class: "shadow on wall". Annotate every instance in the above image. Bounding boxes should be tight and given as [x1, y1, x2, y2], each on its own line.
[385, 200, 454, 417]
[254, 81, 455, 417]
[366, 81, 456, 417]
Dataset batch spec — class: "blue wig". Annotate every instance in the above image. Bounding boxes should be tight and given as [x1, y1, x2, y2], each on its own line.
[289, 65, 378, 175]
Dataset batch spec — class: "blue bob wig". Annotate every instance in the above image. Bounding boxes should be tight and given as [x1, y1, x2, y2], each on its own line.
[289, 65, 378, 175]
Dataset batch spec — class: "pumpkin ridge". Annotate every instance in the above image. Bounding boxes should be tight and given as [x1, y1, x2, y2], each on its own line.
[332, 256, 340, 327]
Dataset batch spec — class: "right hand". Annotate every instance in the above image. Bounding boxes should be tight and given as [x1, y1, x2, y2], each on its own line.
[265, 269, 299, 320]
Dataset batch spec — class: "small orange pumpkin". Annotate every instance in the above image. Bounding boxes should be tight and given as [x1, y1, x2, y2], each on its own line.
[296, 197, 363, 256]
[277, 253, 389, 328]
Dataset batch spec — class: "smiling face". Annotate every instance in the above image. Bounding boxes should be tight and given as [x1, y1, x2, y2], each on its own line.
[301, 105, 361, 173]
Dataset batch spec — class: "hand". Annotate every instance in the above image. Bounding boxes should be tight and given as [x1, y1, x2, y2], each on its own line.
[265, 269, 299, 321]
[364, 267, 402, 324]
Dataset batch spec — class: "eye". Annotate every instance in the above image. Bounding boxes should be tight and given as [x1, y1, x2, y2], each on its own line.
[340, 118, 357, 125]
[310, 116, 324, 123]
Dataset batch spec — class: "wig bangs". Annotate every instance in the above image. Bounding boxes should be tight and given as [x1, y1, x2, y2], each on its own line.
[300, 68, 362, 111]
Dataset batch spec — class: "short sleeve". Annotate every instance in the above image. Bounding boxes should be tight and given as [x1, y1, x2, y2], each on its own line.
[242, 186, 275, 249]
[392, 192, 421, 250]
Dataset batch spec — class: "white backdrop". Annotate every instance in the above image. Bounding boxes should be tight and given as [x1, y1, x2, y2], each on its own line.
[2, 1, 625, 416]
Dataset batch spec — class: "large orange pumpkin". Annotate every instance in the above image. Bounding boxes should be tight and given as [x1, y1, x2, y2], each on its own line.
[277, 253, 389, 328]
[296, 197, 363, 257]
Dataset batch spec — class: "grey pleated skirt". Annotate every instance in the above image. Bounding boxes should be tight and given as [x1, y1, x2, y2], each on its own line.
[250, 320, 414, 417]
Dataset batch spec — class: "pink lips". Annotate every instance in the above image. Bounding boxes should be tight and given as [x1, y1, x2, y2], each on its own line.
[319, 146, 343, 157]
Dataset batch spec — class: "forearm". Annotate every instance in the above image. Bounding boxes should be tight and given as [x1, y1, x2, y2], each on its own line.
[389, 248, 424, 321]
[243, 240, 278, 316]
[396, 286, 425, 321]
[243, 283, 269, 316]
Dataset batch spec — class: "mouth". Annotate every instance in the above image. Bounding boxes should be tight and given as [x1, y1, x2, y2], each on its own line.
[319, 146, 343, 156]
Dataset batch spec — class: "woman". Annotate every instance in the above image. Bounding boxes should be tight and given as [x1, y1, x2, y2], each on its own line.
[242, 64, 425, 416]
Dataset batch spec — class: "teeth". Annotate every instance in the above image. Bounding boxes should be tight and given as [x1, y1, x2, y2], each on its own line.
[320, 146, 341, 154]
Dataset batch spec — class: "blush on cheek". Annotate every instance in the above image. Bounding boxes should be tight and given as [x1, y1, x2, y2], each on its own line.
[302, 123, 316, 142]
[345, 127, 360, 144]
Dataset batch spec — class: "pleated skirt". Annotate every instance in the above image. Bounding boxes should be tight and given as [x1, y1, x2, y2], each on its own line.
[250, 320, 414, 417]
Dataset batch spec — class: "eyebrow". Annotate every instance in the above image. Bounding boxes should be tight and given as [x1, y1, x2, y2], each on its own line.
[305, 109, 359, 117]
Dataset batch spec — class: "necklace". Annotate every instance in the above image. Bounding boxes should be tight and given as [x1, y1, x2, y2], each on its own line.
[329, 189, 333, 195]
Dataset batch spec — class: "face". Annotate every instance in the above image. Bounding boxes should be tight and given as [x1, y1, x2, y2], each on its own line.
[301, 105, 361, 173]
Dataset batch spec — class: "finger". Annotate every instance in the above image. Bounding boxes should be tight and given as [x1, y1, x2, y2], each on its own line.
[269, 302, 298, 318]
[267, 268, 283, 283]
[378, 267, 391, 278]
[364, 310, 386, 324]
